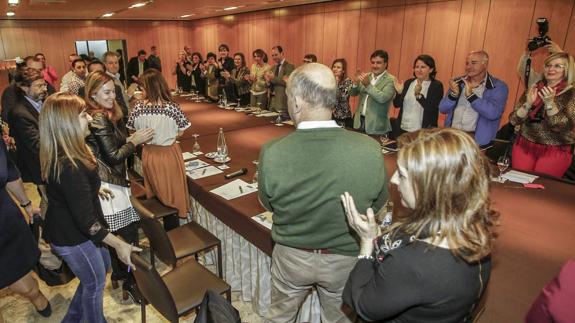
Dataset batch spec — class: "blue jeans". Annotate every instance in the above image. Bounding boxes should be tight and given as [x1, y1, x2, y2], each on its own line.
[52, 240, 111, 323]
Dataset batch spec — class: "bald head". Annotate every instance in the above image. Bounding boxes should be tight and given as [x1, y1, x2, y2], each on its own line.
[287, 63, 337, 123]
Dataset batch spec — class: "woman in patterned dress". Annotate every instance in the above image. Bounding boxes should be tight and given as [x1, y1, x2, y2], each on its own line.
[84, 71, 154, 301]
[331, 58, 354, 128]
[127, 69, 191, 230]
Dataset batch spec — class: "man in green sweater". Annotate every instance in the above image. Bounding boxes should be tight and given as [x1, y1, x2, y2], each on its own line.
[258, 63, 389, 323]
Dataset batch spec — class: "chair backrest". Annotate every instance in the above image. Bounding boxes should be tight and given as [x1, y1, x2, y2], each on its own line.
[131, 253, 179, 323]
[131, 197, 177, 268]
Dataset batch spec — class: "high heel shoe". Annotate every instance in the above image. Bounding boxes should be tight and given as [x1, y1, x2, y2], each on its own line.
[36, 301, 52, 318]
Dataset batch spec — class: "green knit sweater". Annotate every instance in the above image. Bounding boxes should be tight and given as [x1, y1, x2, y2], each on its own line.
[258, 127, 389, 256]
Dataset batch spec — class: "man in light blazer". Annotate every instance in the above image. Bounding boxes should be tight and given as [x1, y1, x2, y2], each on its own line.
[350, 50, 396, 135]
[266, 46, 295, 118]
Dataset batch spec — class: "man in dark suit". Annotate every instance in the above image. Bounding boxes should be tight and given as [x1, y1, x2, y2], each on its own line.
[1, 57, 55, 124]
[148, 45, 162, 72]
[126, 49, 149, 86]
[6, 67, 49, 213]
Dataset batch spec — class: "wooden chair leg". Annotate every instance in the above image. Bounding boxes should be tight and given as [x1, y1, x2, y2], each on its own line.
[141, 302, 146, 323]
[225, 289, 231, 302]
[150, 249, 155, 268]
[217, 243, 223, 279]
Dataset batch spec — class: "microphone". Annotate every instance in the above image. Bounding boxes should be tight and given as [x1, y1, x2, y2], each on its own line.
[224, 168, 248, 179]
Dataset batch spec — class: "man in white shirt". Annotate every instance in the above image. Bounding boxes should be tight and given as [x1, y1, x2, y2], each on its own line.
[350, 50, 396, 135]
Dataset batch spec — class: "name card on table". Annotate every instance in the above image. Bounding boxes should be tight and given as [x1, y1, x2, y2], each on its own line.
[252, 211, 273, 230]
[187, 166, 223, 179]
[210, 179, 257, 200]
[502, 170, 539, 184]
[256, 112, 279, 118]
[182, 152, 197, 160]
[185, 159, 210, 171]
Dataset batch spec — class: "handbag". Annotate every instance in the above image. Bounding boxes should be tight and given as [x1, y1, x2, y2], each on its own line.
[30, 214, 75, 286]
[193, 290, 241, 323]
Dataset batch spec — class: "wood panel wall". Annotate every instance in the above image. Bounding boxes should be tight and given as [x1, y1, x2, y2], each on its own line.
[188, 0, 575, 126]
[1, 0, 575, 125]
[0, 19, 192, 88]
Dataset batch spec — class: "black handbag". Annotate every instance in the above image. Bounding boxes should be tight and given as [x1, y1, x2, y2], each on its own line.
[194, 290, 241, 323]
[30, 214, 75, 287]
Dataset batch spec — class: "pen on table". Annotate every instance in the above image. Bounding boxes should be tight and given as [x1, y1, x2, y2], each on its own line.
[239, 186, 244, 194]
[202, 168, 207, 175]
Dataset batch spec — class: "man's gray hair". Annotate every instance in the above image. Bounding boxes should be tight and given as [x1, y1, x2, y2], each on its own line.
[288, 63, 336, 110]
[469, 50, 489, 63]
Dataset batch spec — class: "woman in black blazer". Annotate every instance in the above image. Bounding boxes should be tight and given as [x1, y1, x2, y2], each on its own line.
[393, 54, 444, 133]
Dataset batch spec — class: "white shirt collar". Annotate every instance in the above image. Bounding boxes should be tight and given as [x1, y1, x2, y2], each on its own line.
[297, 120, 340, 130]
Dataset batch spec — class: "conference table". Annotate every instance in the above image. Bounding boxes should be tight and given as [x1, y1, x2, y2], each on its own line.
[168, 97, 575, 322]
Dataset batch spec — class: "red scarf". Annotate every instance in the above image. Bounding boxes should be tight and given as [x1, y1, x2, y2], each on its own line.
[529, 80, 567, 120]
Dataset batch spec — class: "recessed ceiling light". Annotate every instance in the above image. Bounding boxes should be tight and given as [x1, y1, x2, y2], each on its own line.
[8, 0, 19, 5]
[223, 6, 238, 11]
[102, 13, 114, 17]
[180, 14, 195, 18]
[6, 11, 15, 16]
[129, 2, 147, 9]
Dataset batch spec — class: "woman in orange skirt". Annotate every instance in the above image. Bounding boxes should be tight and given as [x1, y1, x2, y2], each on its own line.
[127, 69, 191, 230]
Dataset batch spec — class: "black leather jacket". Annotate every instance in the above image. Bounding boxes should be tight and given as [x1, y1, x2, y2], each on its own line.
[86, 112, 134, 187]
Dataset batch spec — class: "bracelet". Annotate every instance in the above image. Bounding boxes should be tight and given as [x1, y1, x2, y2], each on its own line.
[357, 254, 374, 260]
[544, 103, 555, 111]
[20, 200, 32, 208]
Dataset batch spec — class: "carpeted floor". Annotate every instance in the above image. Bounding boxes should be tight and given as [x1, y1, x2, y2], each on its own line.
[0, 184, 264, 323]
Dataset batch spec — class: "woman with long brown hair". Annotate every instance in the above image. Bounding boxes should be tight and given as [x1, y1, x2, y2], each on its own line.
[40, 92, 141, 322]
[331, 58, 353, 127]
[341, 128, 498, 322]
[127, 69, 191, 229]
[84, 71, 153, 301]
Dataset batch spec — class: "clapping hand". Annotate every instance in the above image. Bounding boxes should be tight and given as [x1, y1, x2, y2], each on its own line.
[393, 78, 404, 93]
[340, 192, 378, 242]
[538, 86, 556, 106]
[358, 73, 370, 87]
[414, 79, 423, 96]
[449, 78, 461, 96]
[463, 78, 477, 97]
[526, 84, 538, 106]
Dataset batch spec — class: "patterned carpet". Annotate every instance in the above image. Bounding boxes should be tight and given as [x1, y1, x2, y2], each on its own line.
[0, 184, 264, 323]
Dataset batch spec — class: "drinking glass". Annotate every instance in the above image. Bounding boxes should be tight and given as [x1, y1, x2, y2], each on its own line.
[217, 144, 228, 167]
[379, 133, 390, 148]
[192, 134, 201, 154]
[252, 160, 259, 184]
[497, 155, 510, 181]
[256, 102, 262, 114]
[237, 98, 241, 109]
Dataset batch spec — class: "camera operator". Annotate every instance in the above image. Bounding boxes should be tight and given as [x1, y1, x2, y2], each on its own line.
[509, 51, 575, 178]
[517, 18, 575, 88]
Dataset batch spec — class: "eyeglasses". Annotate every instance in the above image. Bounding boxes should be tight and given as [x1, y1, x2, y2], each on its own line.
[544, 63, 566, 70]
[302, 59, 312, 63]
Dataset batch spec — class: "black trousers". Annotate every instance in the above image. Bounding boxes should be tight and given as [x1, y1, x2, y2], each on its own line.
[109, 221, 139, 286]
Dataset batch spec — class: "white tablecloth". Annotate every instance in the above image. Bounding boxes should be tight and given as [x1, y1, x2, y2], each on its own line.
[191, 198, 320, 322]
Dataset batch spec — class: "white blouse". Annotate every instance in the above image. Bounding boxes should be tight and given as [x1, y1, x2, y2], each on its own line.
[127, 100, 191, 146]
[401, 80, 431, 132]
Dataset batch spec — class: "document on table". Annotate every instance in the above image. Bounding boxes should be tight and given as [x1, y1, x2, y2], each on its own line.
[185, 159, 210, 171]
[256, 111, 279, 118]
[187, 166, 223, 179]
[282, 120, 294, 126]
[210, 179, 258, 200]
[182, 152, 197, 160]
[252, 211, 273, 230]
[502, 170, 539, 184]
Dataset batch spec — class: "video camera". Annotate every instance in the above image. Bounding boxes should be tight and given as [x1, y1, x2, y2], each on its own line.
[527, 18, 551, 51]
